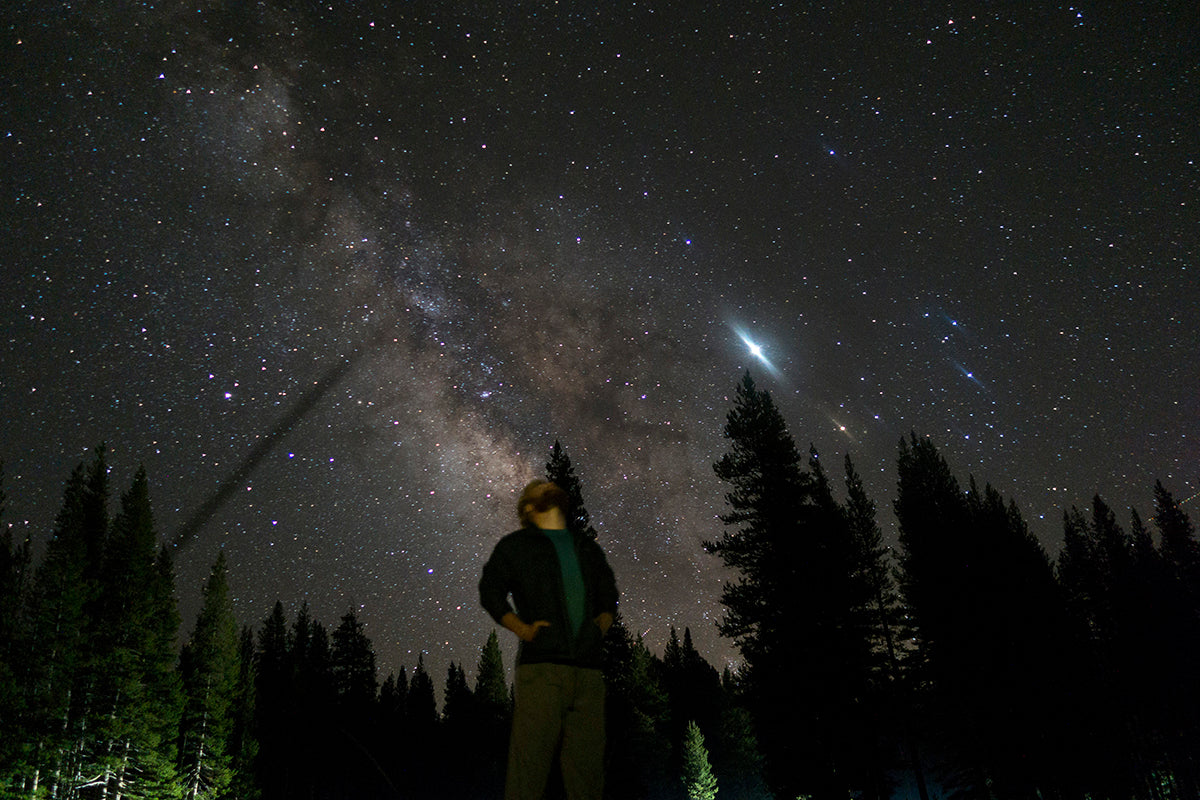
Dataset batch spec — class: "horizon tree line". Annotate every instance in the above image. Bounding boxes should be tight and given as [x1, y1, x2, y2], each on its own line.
[1, 377, 1197, 799]
[707, 372, 1200, 800]
[0, 444, 764, 799]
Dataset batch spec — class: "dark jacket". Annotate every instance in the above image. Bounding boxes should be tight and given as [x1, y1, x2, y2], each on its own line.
[479, 526, 619, 668]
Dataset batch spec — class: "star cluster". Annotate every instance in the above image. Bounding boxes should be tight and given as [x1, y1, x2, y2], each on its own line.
[2, 1, 1196, 682]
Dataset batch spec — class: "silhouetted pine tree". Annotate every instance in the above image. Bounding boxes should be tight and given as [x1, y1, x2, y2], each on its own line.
[475, 630, 509, 722]
[1150, 484, 1200, 798]
[178, 551, 242, 800]
[707, 374, 808, 799]
[228, 625, 260, 800]
[1057, 500, 1143, 799]
[254, 601, 291, 799]
[379, 666, 408, 729]
[331, 607, 377, 718]
[90, 467, 183, 797]
[0, 459, 35, 778]
[378, 665, 409, 793]
[662, 626, 722, 778]
[896, 434, 1077, 799]
[474, 630, 510, 799]
[440, 660, 476, 797]
[711, 670, 769, 800]
[708, 373, 881, 799]
[406, 654, 439, 795]
[18, 447, 109, 797]
[407, 654, 438, 728]
[293, 602, 335, 711]
[841, 454, 901, 683]
[809, 446, 893, 800]
[603, 613, 673, 799]
[545, 439, 598, 539]
[1156, 481, 1200, 607]
[839, 453, 909, 800]
[442, 661, 472, 731]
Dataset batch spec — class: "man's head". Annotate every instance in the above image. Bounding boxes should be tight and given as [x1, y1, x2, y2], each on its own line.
[517, 480, 569, 527]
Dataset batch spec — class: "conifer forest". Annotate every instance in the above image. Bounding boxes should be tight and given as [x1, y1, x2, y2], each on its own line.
[2, 374, 1197, 800]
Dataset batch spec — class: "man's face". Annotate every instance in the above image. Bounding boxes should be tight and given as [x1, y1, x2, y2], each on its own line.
[526, 483, 567, 516]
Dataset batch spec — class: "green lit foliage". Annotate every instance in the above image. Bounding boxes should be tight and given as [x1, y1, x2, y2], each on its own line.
[178, 551, 242, 800]
[681, 720, 719, 800]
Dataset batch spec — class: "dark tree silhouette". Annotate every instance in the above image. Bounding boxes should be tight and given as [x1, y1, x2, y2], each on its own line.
[229, 625, 260, 800]
[1150, 484, 1200, 797]
[331, 607, 378, 716]
[0, 459, 35, 776]
[253, 601, 292, 798]
[545, 439, 598, 539]
[708, 373, 883, 799]
[896, 434, 1080, 798]
[602, 613, 673, 799]
[4, 439, 1197, 799]
[474, 630, 511, 798]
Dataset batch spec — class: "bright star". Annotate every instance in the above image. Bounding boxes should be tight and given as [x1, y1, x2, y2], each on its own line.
[731, 326, 781, 377]
[739, 333, 768, 365]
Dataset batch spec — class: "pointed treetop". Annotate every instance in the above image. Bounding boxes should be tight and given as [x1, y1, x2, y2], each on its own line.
[545, 439, 598, 539]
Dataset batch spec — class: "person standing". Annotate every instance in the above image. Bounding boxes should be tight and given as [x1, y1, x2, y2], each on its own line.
[479, 479, 619, 800]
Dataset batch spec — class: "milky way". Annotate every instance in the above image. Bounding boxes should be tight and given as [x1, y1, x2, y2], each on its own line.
[2, 1, 1196, 686]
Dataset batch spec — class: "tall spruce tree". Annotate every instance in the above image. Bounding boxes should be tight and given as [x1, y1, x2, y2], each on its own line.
[708, 373, 879, 799]
[896, 434, 1077, 798]
[20, 447, 110, 798]
[254, 601, 292, 799]
[711, 671, 769, 800]
[228, 625, 260, 800]
[378, 665, 409, 794]
[407, 654, 438, 728]
[663, 626, 722, 773]
[474, 630, 510, 796]
[545, 440, 597, 538]
[439, 660, 477, 796]
[1150, 484, 1200, 797]
[379, 666, 408, 728]
[1056, 500, 1144, 799]
[291, 602, 334, 710]
[475, 629, 509, 719]
[844, 452, 931, 800]
[681, 720, 719, 800]
[90, 467, 183, 797]
[1156, 481, 1200, 603]
[841, 454, 899, 680]
[178, 551, 242, 800]
[441, 660, 472, 734]
[0, 459, 35, 778]
[405, 654, 439, 796]
[602, 614, 673, 799]
[331, 607, 377, 716]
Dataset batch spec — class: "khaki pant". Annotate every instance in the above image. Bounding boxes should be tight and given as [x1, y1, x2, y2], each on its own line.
[506, 663, 605, 800]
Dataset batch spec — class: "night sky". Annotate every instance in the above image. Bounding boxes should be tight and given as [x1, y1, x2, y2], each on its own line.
[3, 1, 1196, 685]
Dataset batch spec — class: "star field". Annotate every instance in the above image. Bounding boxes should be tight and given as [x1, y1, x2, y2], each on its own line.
[2, 1, 1196, 685]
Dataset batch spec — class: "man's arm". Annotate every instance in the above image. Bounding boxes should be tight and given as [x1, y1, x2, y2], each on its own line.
[480, 539, 519, 624]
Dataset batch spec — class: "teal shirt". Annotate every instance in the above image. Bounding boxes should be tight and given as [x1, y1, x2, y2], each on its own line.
[544, 529, 586, 639]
